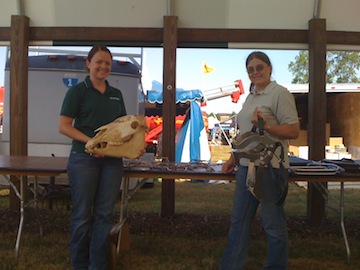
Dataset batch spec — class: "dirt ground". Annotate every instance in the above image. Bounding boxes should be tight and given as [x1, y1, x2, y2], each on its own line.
[1, 206, 359, 241]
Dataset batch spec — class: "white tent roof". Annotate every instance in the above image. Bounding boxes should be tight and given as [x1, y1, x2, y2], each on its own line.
[1, 0, 359, 35]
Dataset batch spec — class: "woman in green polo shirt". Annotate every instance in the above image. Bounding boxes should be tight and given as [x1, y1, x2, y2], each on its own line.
[59, 45, 137, 270]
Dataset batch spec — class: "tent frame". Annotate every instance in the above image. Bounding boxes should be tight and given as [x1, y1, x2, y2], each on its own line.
[1, 15, 357, 224]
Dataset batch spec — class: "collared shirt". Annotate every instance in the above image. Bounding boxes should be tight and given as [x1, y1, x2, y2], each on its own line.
[236, 81, 299, 168]
[60, 76, 127, 153]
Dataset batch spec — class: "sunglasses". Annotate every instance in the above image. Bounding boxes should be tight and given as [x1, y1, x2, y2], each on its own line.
[247, 64, 265, 74]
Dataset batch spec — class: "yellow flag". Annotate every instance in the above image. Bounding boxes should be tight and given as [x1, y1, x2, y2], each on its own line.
[203, 62, 214, 74]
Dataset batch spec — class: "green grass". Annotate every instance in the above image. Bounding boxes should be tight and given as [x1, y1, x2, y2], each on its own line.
[1, 180, 359, 270]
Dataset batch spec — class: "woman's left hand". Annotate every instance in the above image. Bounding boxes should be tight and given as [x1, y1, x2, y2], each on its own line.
[251, 107, 267, 128]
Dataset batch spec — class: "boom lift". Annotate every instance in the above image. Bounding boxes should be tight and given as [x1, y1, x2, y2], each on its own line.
[201, 79, 244, 104]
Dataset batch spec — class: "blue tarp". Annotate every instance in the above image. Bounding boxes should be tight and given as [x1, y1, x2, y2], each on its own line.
[147, 80, 203, 104]
[175, 101, 205, 163]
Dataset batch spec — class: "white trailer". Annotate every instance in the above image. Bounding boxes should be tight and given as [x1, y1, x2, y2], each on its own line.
[0, 54, 143, 157]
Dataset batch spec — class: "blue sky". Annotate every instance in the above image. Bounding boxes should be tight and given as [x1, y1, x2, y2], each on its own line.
[0, 46, 300, 113]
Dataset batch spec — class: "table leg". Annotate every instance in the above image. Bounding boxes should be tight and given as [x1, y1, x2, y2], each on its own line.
[33, 176, 43, 237]
[12, 175, 44, 257]
[340, 182, 350, 264]
[109, 176, 130, 270]
[308, 181, 351, 264]
[15, 176, 25, 257]
[116, 176, 130, 255]
[48, 176, 55, 210]
[5, 176, 22, 257]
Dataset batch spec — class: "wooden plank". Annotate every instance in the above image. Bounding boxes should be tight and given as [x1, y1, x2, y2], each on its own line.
[0, 26, 360, 46]
[327, 30, 360, 45]
[0, 27, 11, 41]
[161, 16, 177, 218]
[327, 93, 360, 147]
[178, 28, 308, 44]
[9, 15, 29, 211]
[9, 16, 29, 156]
[307, 18, 327, 226]
[30, 27, 163, 44]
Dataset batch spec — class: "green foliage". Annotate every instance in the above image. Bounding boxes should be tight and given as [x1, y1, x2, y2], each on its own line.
[327, 51, 360, 83]
[288, 50, 309, 83]
[288, 50, 360, 84]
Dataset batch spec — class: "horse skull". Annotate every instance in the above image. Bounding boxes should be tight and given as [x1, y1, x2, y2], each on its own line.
[85, 115, 148, 159]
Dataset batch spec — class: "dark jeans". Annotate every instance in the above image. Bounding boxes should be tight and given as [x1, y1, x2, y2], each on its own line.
[67, 152, 123, 270]
[220, 165, 289, 270]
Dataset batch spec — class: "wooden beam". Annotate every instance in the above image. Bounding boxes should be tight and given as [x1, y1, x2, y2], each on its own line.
[161, 16, 177, 218]
[30, 27, 163, 44]
[23, 28, 360, 46]
[327, 31, 360, 45]
[177, 28, 308, 44]
[307, 18, 327, 226]
[0, 27, 11, 41]
[9, 15, 29, 210]
[1, 27, 360, 46]
[10, 16, 29, 156]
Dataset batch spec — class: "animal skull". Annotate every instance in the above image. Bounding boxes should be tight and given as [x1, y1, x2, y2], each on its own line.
[85, 115, 148, 159]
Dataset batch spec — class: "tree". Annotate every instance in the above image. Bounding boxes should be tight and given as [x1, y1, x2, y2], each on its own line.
[288, 51, 309, 83]
[288, 50, 360, 83]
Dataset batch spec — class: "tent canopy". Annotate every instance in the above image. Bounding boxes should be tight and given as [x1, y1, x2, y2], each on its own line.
[146, 81, 203, 104]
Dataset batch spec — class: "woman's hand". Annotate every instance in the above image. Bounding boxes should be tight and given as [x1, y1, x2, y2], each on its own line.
[222, 155, 236, 174]
[250, 107, 300, 139]
[251, 107, 267, 128]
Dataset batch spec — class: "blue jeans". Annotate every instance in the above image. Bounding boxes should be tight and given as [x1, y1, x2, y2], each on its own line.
[220, 165, 289, 270]
[67, 152, 123, 270]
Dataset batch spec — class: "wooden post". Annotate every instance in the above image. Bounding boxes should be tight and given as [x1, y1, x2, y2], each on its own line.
[307, 18, 327, 226]
[161, 16, 178, 217]
[9, 15, 29, 210]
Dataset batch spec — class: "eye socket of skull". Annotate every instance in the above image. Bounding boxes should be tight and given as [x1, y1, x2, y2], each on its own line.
[131, 121, 139, 129]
